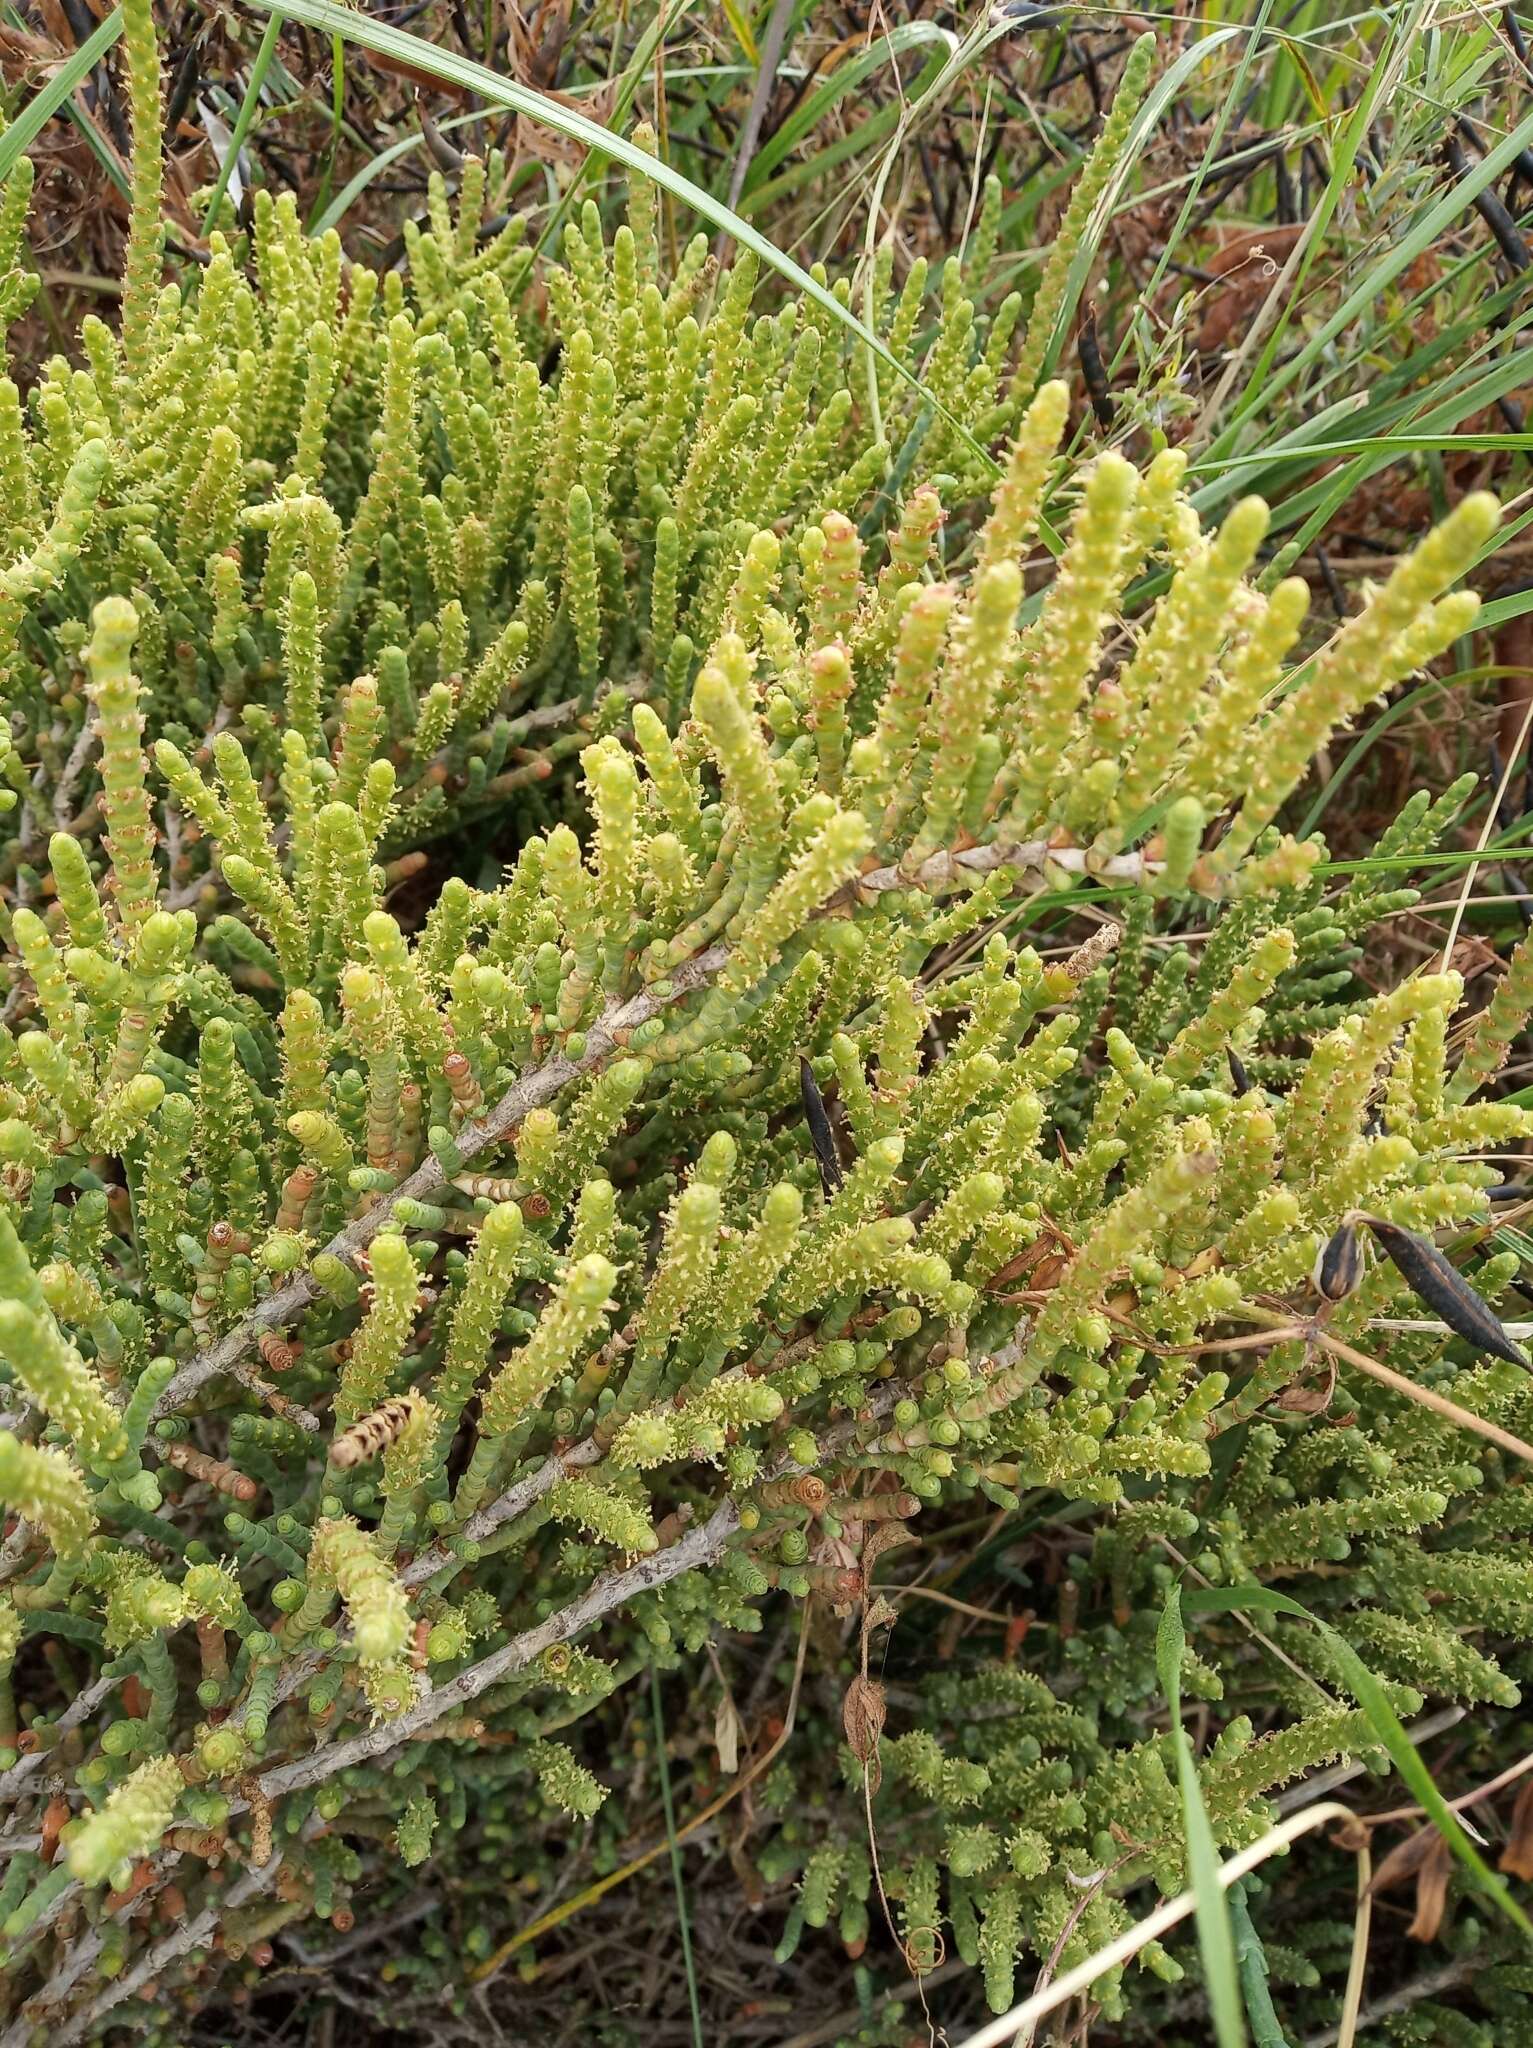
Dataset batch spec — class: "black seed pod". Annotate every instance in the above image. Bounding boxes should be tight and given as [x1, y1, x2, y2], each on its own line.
[1227, 1047, 1252, 1098]
[1314, 1221, 1363, 1302]
[1362, 1216, 1530, 1367]
[799, 1055, 845, 1197]
[1077, 308, 1115, 431]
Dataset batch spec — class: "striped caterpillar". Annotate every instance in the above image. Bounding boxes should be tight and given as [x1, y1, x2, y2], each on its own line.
[328, 1397, 419, 1469]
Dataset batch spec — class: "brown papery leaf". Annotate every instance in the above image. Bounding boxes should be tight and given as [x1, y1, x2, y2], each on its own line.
[1409, 1834, 1454, 1942]
[1371, 1825, 1444, 1895]
[842, 1673, 886, 1789]
[713, 1691, 742, 1776]
[1370, 1827, 1454, 1943]
[862, 1593, 898, 1636]
[862, 1524, 916, 1577]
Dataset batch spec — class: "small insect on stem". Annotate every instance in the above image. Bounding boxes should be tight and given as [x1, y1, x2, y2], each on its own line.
[1361, 1215, 1530, 1367]
[1227, 1047, 1252, 1098]
[329, 1396, 419, 1469]
[799, 1054, 845, 1198]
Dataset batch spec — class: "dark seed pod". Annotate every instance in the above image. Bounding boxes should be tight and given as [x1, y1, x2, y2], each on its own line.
[1363, 1216, 1530, 1367]
[1077, 308, 1115, 431]
[1313, 1221, 1363, 1302]
[799, 1055, 845, 1198]
[1227, 1047, 1252, 1097]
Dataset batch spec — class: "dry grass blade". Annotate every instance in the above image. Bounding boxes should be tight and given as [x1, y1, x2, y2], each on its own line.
[467, 1600, 813, 1984]
[1317, 1332, 1533, 1462]
[1335, 1831, 1374, 2048]
[948, 1803, 1362, 2048]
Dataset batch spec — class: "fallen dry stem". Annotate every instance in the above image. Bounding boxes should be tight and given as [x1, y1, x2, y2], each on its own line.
[1316, 1331, 1533, 1463]
[948, 1802, 1361, 2048]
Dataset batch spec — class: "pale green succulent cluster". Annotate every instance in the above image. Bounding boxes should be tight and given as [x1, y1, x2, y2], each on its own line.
[0, 6, 1530, 2043]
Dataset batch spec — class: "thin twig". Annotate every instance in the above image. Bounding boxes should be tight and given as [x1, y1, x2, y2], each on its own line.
[6, 1842, 293, 2048]
[150, 943, 730, 1419]
[1362, 1741, 1533, 1829]
[1013, 1854, 1137, 2048]
[1273, 1707, 1465, 1815]
[1317, 1330, 1533, 1462]
[1438, 679, 1533, 971]
[0, 1673, 117, 1806]
[257, 1498, 740, 1799]
[1335, 1832, 1373, 2048]
[1300, 1956, 1481, 2048]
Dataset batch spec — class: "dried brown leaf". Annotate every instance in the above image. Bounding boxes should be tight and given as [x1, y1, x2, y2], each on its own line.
[862, 1524, 915, 1576]
[1370, 1827, 1454, 1942]
[713, 1690, 742, 1776]
[842, 1672, 886, 1790]
[1409, 1834, 1454, 1942]
[862, 1593, 898, 1636]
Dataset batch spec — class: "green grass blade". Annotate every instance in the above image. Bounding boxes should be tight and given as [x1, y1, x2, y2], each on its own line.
[310, 109, 487, 239]
[201, 9, 283, 235]
[1184, 1585, 1533, 1940]
[741, 71, 937, 219]
[241, 0, 991, 473]
[1217, 32, 1533, 439]
[1212, 0, 1427, 437]
[1297, 671, 1478, 838]
[1199, 432, 1533, 467]
[651, 1661, 703, 2048]
[1476, 586, 1533, 633]
[0, 0, 128, 200]
[1037, 27, 1243, 388]
[0, 6, 123, 185]
[1134, 0, 1280, 315]
[519, 0, 691, 280]
[739, 20, 956, 195]
[1156, 1585, 1247, 2048]
[1228, 1881, 1294, 2048]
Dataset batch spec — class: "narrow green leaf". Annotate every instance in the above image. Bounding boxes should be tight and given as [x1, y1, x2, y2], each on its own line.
[201, 9, 284, 235]
[651, 1661, 703, 2048]
[740, 22, 956, 194]
[1184, 1584, 1533, 1940]
[1156, 1585, 1247, 2048]
[1038, 27, 1242, 388]
[310, 110, 486, 239]
[0, 7, 124, 186]
[1228, 1880, 1293, 2048]
[1218, 20, 1533, 436]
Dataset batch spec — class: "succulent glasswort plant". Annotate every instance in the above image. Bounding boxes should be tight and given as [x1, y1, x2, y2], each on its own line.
[2, 6, 1533, 2043]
